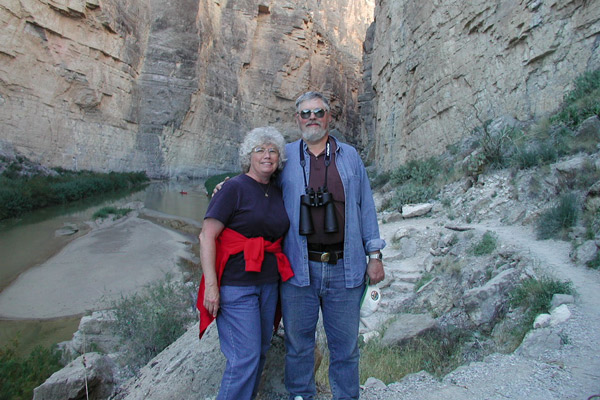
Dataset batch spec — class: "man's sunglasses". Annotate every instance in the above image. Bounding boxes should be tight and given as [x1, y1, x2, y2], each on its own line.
[298, 108, 326, 119]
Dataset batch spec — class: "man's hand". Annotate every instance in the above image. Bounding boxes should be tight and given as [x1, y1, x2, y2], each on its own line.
[211, 176, 230, 196]
[366, 258, 384, 284]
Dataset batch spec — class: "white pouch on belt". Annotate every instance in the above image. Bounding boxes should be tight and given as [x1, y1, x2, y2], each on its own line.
[360, 278, 381, 317]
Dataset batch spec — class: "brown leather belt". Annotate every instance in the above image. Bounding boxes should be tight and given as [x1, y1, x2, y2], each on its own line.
[308, 250, 344, 264]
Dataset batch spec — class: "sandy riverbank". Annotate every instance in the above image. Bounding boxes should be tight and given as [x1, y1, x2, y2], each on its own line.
[0, 213, 195, 319]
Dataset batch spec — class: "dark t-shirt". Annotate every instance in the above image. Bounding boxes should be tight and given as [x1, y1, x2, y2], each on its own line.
[205, 174, 290, 286]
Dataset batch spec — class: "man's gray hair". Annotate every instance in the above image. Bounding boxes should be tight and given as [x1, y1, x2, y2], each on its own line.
[295, 91, 331, 112]
[239, 126, 287, 173]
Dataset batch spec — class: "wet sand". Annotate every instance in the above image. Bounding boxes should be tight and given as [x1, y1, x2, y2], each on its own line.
[0, 215, 193, 319]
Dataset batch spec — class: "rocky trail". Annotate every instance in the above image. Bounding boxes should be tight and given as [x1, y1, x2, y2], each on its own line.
[358, 219, 600, 400]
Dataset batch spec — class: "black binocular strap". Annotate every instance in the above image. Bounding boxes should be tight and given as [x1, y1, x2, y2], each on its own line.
[299, 139, 331, 192]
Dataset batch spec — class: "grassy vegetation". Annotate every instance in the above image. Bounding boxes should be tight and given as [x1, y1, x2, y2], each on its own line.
[470, 231, 498, 256]
[550, 69, 600, 128]
[535, 192, 579, 239]
[472, 69, 599, 175]
[357, 330, 467, 385]
[414, 272, 434, 292]
[0, 167, 148, 220]
[372, 157, 448, 210]
[506, 276, 574, 346]
[92, 206, 132, 220]
[110, 278, 197, 372]
[0, 342, 62, 400]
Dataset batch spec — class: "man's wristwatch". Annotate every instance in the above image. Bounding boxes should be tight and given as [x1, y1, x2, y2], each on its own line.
[368, 252, 383, 261]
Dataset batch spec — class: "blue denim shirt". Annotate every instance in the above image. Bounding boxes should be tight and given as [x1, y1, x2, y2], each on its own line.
[278, 136, 386, 288]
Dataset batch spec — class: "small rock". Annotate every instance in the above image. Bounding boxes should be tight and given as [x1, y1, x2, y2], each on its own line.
[550, 294, 575, 310]
[55, 223, 79, 237]
[549, 304, 571, 326]
[533, 313, 551, 329]
[363, 377, 387, 389]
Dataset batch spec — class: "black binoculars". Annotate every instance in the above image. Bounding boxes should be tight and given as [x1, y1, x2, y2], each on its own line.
[299, 187, 339, 235]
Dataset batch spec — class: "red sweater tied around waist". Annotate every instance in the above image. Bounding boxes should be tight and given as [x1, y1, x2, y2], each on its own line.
[196, 228, 293, 338]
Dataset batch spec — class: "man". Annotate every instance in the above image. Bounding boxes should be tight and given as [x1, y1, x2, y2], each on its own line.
[278, 91, 385, 400]
[214, 91, 385, 399]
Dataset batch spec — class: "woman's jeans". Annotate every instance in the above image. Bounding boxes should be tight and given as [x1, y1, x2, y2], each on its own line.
[281, 259, 364, 400]
[216, 282, 279, 400]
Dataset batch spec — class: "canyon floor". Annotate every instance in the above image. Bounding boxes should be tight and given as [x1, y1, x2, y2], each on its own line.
[3, 199, 598, 399]
[355, 218, 600, 400]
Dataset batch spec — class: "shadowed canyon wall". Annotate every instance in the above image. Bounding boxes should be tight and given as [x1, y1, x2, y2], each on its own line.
[0, 0, 373, 178]
[363, 0, 600, 170]
[1, 0, 598, 177]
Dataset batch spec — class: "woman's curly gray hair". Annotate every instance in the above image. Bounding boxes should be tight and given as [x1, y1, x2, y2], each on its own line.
[239, 126, 287, 174]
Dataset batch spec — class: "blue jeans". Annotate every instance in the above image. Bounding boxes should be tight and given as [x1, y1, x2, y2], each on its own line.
[216, 283, 279, 400]
[281, 259, 364, 400]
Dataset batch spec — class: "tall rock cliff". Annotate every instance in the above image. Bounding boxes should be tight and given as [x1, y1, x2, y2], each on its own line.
[0, 0, 373, 177]
[1, 0, 598, 177]
[364, 0, 600, 170]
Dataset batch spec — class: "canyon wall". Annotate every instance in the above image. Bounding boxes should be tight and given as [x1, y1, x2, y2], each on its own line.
[364, 0, 600, 170]
[1, 0, 599, 177]
[0, 0, 373, 178]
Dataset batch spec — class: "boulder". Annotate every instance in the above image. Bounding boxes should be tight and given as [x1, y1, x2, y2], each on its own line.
[33, 353, 118, 400]
[571, 240, 598, 266]
[381, 313, 436, 346]
[462, 268, 520, 328]
[516, 327, 564, 361]
[113, 322, 288, 400]
[63, 311, 121, 357]
[550, 294, 575, 310]
[402, 203, 434, 219]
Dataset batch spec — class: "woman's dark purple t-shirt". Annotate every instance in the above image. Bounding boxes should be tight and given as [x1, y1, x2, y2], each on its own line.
[205, 174, 290, 286]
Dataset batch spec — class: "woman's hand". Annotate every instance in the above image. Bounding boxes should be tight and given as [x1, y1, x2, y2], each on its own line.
[199, 218, 226, 317]
[203, 283, 220, 317]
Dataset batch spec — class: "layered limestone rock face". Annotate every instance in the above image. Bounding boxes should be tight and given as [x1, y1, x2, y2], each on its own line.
[0, 0, 149, 172]
[0, 0, 373, 178]
[365, 0, 600, 171]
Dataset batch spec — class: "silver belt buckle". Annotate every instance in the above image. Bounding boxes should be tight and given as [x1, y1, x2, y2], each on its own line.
[321, 252, 330, 263]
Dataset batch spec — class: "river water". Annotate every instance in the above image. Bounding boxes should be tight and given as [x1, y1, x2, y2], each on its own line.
[0, 181, 210, 355]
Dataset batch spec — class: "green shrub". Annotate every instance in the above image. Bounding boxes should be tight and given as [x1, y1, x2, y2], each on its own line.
[204, 172, 237, 194]
[586, 251, 600, 270]
[536, 192, 579, 239]
[390, 157, 441, 186]
[390, 182, 437, 208]
[0, 342, 62, 400]
[551, 69, 600, 128]
[510, 276, 573, 322]
[471, 231, 498, 256]
[93, 206, 132, 220]
[567, 160, 600, 191]
[512, 139, 563, 169]
[499, 276, 573, 350]
[110, 278, 197, 372]
[0, 169, 148, 221]
[369, 171, 391, 189]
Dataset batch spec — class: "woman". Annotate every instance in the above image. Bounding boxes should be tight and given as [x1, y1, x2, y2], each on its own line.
[196, 126, 293, 400]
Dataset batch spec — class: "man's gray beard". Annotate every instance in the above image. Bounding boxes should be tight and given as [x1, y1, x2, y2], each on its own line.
[301, 126, 327, 143]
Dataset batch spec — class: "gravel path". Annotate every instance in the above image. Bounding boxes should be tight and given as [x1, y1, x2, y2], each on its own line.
[357, 221, 600, 400]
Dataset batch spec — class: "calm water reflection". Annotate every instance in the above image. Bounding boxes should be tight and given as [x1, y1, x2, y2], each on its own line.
[0, 180, 210, 355]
